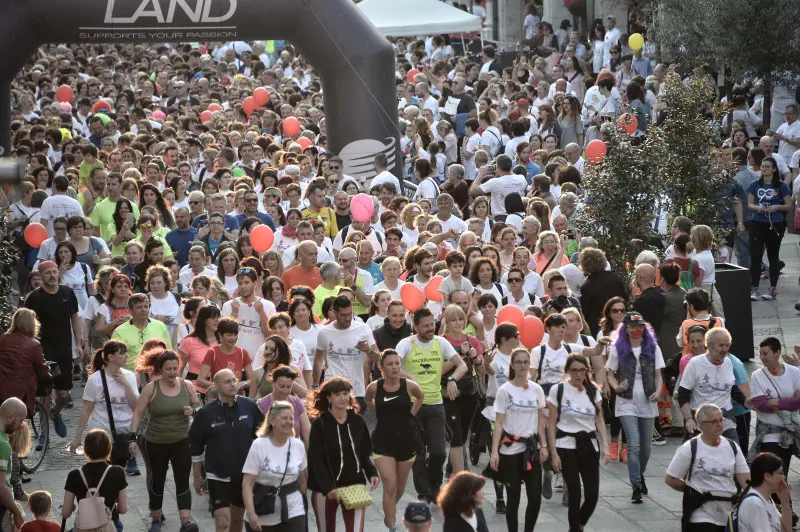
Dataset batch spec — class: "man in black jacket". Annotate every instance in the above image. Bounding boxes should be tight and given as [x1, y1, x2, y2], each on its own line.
[632, 263, 666, 334]
[189, 369, 264, 532]
[373, 300, 413, 352]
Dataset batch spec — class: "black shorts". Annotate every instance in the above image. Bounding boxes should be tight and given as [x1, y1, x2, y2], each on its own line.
[41, 359, 74, 393]
[372, 430, 417, 462]
[207, 477, 244, 513]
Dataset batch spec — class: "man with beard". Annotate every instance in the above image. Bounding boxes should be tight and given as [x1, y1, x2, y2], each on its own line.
[80, 167, 107, 216]
[90, 172, 139, 242]
[332, 190, 352, 229]
[222, 268, 276, 366]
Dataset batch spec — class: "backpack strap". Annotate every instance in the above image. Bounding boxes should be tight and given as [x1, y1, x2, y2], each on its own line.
[95, 465, 112, 492]
[709, 317, 717, 329]
[564, 343, 572, 354]
[536, 345, 546, 382]
[494, 282, 504, 296]
[580, 335, 590, 347]
[687, 437, 698, 482]
[81, 262, 91, 288]
[501, 296, 509, 306]
[556, 382, 565, 422]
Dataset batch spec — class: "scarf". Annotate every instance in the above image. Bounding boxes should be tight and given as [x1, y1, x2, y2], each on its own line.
[282, 224, 298, 238]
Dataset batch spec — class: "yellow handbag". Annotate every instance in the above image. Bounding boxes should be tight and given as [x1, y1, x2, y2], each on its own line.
[338, 484, 373, 510]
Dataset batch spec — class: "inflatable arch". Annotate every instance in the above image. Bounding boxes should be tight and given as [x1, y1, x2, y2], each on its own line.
[0, 0, 402, 181]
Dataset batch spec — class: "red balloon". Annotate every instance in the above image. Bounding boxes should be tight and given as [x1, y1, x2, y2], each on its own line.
[520, 316, 545, 349]
[407, 68, 421, 83]
[24, 223, 48, 248]
[586, 139, 607, 164]
[295, 137, 313, 150]
[253, 87, 269, 107]
[617, 113, 638, 135]
[56, 84, 73, 103]
[282, 117, 301, 137]
[208, 103, 223, 112]
[200, 111, 213, 124]
[250, 225, 274, 253]
[242, 96, 257, 117]
[92, 100, 111, 114]
[424, 275, 444, 302]
[400, 284, 426, 312]
[497, 305, 524, 331]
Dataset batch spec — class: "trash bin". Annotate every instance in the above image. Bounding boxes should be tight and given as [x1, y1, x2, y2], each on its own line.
[715, 263, 754, 361]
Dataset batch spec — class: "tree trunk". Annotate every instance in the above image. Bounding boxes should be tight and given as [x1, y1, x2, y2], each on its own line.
[763, 78, 773, 133]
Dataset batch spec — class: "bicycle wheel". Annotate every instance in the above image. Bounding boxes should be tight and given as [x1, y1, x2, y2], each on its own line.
[21, 400, 49, 473]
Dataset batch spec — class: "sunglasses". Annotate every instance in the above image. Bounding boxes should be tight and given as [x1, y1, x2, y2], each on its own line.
[245, 198, 259, 203]
[328, 179, 339, 184]
[508, 277, 523, 283]
[238, 267, 255, 275]
[610, 308, 626, 314]
[139, 223, 153, 229]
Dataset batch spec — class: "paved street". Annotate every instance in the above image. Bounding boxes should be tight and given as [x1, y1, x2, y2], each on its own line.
[19, 235, 800, 531]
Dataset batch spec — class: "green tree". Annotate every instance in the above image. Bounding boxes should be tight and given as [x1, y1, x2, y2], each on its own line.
[0, 211, 18, 331]
[574, 131, 662, 279]
[648, 75, 733, 235]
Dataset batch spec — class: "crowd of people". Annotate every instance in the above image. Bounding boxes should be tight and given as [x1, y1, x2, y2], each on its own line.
[0, 2, 799, 532]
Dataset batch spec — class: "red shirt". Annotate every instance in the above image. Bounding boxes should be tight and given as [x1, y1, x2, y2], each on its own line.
[21, 521, 61, 532]
[202, 345, 252, 380]
[281, 265, 322, 292]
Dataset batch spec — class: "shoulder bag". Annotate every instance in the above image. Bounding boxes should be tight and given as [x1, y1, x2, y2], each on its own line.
[99, 369, 134, 466]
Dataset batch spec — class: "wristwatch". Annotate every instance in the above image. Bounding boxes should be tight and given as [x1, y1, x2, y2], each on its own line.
[447, 376, 456, 382]
[350, 285, 358, 291]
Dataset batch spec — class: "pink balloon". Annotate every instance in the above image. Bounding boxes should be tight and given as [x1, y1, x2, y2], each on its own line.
[350, 193, 374, 223]
[152, 110, 166, 120]
[60, 102, 72, 112]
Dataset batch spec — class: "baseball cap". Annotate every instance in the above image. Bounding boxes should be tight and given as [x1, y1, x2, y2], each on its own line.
[623, 311, 645, 325]
[404, 503, 432, 524]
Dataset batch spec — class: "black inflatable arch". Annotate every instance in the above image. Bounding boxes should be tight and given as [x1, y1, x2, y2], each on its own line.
[0, 0, 402, 181]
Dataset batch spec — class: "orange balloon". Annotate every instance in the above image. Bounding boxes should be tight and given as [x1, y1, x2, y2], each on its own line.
[424, 275, 444, 302]
[56, 84, 73, 103]
[200, 110, 213, 124]
[92, 100, 111, 114]
[400, 284, 426, 312]
[24, 223, 48, 248]
[282, 117, 301, 137]
[250, 225, 274, 253]
[208, 103, 223, 112]
[617, 113, 638, 135]
[296, 137, 313, 150]
[497, 305, 524, 330]
[585, 139, 607, 164]
[253, 87, 269, 107]
[242, 96, 257, 117]
[407, 68, 421, 83]
[520, 316, 545, 349]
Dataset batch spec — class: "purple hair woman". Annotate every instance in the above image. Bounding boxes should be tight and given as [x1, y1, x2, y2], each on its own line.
[604, 312, 665, 504]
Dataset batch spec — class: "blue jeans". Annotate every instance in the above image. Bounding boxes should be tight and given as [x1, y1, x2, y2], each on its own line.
[618, 416, 655, 488]
[733, 229, 751, 269]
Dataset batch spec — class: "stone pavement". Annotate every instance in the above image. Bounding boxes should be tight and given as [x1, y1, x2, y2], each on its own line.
[18, 234, 800, 531]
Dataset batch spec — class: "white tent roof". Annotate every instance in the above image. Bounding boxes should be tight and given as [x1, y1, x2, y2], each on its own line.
[356, 0, 483, 37]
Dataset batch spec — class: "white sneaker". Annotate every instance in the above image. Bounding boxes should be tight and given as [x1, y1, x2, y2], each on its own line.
[751, 289, 761, 301]
[554, 472, 563, 490]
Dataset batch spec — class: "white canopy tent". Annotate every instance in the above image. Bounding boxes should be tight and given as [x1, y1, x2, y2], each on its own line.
[356, 0, 483, 37]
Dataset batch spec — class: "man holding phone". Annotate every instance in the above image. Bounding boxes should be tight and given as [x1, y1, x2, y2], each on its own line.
[468, 155, 526, 221]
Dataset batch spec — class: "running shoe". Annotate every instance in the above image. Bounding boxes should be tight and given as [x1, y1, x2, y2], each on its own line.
[35, 434, 45, 452]
[554, 472, 563, 490]
[126, 456, 141, 476]
[641, 478, 648, 496]
[542, 472, 553, 500]
[147, 518, 162, 532]
[51, 412, 67, 438]
[495, 499, 506, 514]
[751, 288, 761, 301]
[631, 485, 643, 504]
[761, 287, 778, 300]
[652, 427, 667, 446]
[179, 520, 199, 532]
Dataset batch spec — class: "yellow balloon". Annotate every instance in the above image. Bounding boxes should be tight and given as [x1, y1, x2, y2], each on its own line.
[629, 33, 644, 51]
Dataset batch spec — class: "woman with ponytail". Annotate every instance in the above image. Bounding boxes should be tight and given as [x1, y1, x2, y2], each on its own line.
[736, 452, 791, 532]
[604, 312, 665, 504]
[68, 341, 139, 470]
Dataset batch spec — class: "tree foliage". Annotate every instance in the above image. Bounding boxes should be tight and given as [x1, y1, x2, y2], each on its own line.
[0, 212, 18, 331]
[648, 75, 733, 235]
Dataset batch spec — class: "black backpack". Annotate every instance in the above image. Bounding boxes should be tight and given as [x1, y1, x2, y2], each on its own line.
[536, 343, 571, 383]
[554, 381, 595, 422]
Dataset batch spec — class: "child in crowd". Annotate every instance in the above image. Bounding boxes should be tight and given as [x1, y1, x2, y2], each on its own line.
[20, 491, 59, 532]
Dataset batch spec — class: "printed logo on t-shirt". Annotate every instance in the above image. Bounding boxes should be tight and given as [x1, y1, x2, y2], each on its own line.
[693, 457, 734, 483]
[561, 398, 595, 418]
[696, 373, 734, 393]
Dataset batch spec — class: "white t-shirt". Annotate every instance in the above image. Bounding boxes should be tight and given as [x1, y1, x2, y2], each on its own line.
[494, 380, 546, 454]
[534, 342, 586, 385]
[370, 171, 401, 192]
[474, 283, 507, 303]
[680, 355, 737, 431]
[479, 174, 528, 216]
[61, 263, 91, 311]
[501, 270, 544, 297]
[179, 266, 218, 287]
[252, 338, 311, 374]
[374, 279, 406, 300]
[605, 345, 666, 418]
[82, 368, 139, 433]
[221, 297, 277, 362]
[694, 249, 716, 286]
[290, 324, 320, 364]
[149, 293, 181, 339]
[271, 228, 299, 255]
[40, 194, 83, 236]
[480, 126, 503, 157]
[737, 489, 783, 532]
[463, 133, 482, 180]
[503, 292, 542, 312]
[665, 437, 749, 525]
[488, 351, 511, 398]
[547, 381, 601, 450]
[241, 437, 307, 527]
[750, 364, 800, 442]
[315, 321, 377, 396]
[776, 120, 800, 161]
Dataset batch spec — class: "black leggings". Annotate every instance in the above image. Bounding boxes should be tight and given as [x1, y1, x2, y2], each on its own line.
[444, 393, 479, 447]
[141, 437, 192, 512]
[558, 447, 600, 532]
[499, 453, 541, 532]
[749, 220, 785, 287]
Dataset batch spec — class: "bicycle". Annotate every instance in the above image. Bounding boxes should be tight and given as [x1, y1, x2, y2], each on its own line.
[20, 360, 59, 474]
